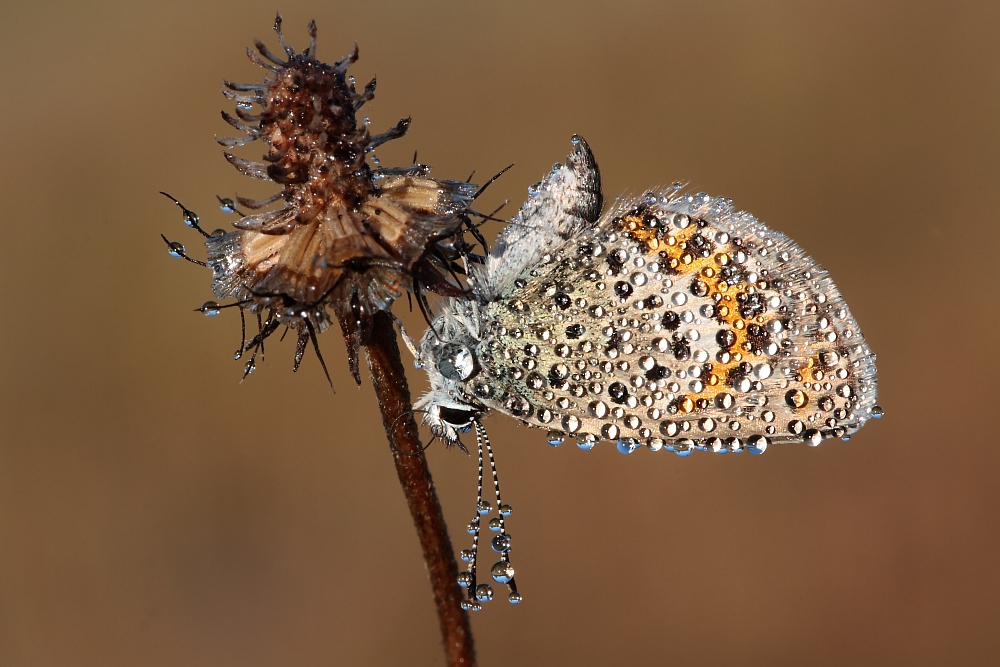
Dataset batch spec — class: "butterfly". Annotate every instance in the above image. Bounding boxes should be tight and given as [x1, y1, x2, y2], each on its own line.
[410, 135, 881, 608]
[415, 134, 880, 452]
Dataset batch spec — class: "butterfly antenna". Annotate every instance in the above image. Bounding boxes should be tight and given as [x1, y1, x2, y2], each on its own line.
[478, 421, 519, 603]
[457, 429, 487, 611]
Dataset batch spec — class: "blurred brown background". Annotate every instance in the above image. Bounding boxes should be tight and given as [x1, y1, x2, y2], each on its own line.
[1, 1, 998, 665]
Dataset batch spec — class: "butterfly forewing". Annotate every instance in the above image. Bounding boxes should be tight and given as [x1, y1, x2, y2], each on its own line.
[469, 197, 876, 451]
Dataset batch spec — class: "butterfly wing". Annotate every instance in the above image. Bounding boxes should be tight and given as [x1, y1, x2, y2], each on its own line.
[471, 184, 878, 452]
[477, 136, 602, 300]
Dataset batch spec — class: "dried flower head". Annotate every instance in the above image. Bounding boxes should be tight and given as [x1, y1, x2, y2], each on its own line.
[164, 16, 480, 385]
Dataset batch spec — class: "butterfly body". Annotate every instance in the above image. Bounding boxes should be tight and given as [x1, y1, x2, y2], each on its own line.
[416, 136, 879, 454]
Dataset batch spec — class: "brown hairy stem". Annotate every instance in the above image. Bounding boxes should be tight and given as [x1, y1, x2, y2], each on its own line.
[365, 311, 476, 666]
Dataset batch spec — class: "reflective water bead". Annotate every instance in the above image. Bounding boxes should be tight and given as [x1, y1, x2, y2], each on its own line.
[489, 517, 503, 532]
[477, 500, 492, 515]
[460, 549, 474, 562]
[617, 438, 639, 454]
[200, 301, 221, 317]
[457, 572, 473, 588]
[747, 435, 768, 454]
[508, 592, 523, 604]
[491, 561, 515, 583]
[546, 431, 565, 446]
[498, 504, 513, 516]
[491, 534, 512, 553]
[475, 583, 494, 602]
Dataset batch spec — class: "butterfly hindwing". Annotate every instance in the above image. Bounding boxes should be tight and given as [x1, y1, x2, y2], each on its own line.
[418, 138, 879, 453]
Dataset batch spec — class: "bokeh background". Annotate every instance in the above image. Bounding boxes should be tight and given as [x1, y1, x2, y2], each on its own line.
[1, 1, 998, 665]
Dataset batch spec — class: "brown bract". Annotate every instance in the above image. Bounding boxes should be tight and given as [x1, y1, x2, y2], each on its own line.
[207, 15, 476, 383]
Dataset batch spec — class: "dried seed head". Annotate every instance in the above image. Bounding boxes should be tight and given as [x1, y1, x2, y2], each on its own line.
[205, 15, 477, 382]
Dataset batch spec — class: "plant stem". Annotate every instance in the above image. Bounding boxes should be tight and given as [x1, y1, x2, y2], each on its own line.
[365, 311, 477, 667]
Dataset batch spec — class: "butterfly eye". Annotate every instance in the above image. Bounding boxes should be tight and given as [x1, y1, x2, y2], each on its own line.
[436, 343, 479, 381]
[438, 406, 478, 426]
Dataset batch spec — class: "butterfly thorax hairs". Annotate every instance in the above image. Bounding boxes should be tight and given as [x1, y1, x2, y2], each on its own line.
[163, 16, 478, 384]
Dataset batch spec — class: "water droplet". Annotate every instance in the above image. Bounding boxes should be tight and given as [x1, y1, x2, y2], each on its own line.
[546, 431, 565, 446]
[460, 549, 474, 562]
[457, 572, 472, 588]
[570, 134, 582, 145]
[577, 434, 597, 450]
[491, 534, 512, 553]
[183, 210, 199, 228]
[461, 600, 473, 610]
[870, 405, 884, 418]
[475, 583, 494, 602]
[200, 301, 221, 317]
[491, 561, 515, 583]
[508, 591, 523, 604]
[561, 414, 581, 433]
[747, 435, 768, 454]
[785, 389, 809, 408]
[819, 350, 840, 367]
[617, 438, 639, 454]
[166, 241, 185, 258]
[477, 501, 492, 515]
[804, 429, 823, 446]
[218, 198, 237, 213]
[498, 504, 513, 516]
[489, 517, 503, 532]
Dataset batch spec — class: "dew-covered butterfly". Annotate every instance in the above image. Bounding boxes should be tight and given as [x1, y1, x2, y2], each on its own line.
[411, 135, 881, 609]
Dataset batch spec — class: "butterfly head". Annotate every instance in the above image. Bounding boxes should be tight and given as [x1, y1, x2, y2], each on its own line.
[413, 305, 489, 444]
